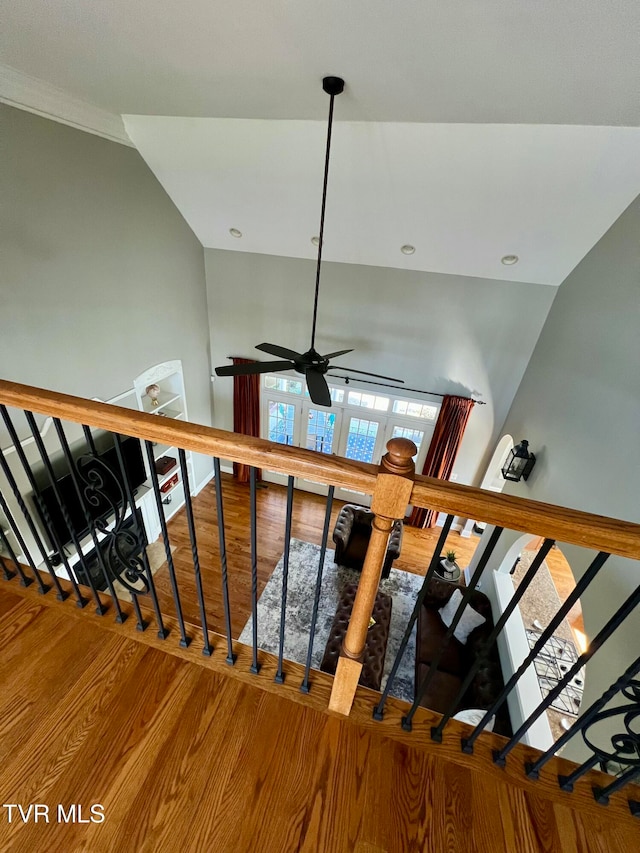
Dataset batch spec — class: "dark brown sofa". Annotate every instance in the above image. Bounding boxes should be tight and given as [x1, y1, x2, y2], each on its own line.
[415, 577, 511, 736]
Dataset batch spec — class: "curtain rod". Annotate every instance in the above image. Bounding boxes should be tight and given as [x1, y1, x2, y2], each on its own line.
[225, 358, 485, 405]
[327, 374, 486, 404]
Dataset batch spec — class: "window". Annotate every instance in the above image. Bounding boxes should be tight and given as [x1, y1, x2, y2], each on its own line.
[347, 390, 389, 411]
[392, 400, 438, 420]
[265, 376, 303, 394]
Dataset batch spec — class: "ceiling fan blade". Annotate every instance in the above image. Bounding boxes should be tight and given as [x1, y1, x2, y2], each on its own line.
[328, 366, 405, 383]
[256, 342, 303, 360]
[322, 348, 354, 360]
[305, 368, 332, 407]
[215, 360, 294, 377]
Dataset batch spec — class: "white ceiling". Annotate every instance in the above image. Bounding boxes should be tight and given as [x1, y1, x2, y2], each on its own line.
[2, 1, 639, 124]
[124, 116, 640, 285]
[3, 0, 640, 285]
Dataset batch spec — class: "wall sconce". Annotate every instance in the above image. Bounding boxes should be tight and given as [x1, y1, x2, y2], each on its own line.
[502, 439, 536, 482]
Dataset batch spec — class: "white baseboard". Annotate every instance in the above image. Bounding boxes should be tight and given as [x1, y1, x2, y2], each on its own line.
[193, 468, 216, 495]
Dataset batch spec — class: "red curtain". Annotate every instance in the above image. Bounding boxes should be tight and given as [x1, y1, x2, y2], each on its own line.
[232, 358, 261, 484]
[409, 395, 475, 528]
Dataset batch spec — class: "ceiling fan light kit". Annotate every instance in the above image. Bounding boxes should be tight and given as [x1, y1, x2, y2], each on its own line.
[214, 76, 405, 407]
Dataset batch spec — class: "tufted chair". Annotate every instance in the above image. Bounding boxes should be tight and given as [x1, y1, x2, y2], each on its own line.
[332, 504, 403, 579]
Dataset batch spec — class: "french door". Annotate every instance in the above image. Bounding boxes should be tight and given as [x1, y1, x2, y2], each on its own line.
[262, 387, 435, 504]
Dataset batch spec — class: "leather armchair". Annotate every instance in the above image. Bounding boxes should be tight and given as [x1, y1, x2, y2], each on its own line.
[332, 504, 403, 579]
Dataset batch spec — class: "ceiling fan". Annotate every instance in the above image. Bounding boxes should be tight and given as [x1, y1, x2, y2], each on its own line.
[214, 76, 404, 408]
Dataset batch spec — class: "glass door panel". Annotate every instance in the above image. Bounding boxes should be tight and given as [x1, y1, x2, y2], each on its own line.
[390, 425, 425, 461]
[267, 400, 296, 446]
[297, 406, 342, 495]
[344, 416, 380, 462]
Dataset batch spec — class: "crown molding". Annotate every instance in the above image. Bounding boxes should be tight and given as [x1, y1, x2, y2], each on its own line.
[0, 64, 133, 147]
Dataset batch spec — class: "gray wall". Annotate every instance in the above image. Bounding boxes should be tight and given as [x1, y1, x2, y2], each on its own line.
[0, 105, 212, 484]
[205, 248, 557, 486]
[499, 193, 640, 753]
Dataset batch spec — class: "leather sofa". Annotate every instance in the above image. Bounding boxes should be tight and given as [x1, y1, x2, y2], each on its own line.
[332, 504, 403, 579]
[414, 577, 511, 735]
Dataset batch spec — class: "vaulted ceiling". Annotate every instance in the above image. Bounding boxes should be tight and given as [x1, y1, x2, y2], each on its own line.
[2, 0, 640, 285]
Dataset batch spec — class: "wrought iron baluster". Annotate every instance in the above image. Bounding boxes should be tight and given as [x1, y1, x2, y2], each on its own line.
[301, 485, 335, 694]
[0, 407, 70, 602]
[0, 525, 21, 582]
[275, 475, 294, 685]
[249, 466, 260, 674]
[493, 571, 640, 767]
[372, 513, 455, 721]
[0, 454, 49, 594]
[179, 449, 212, 656]
[23, 411, 104, 613]
[14, 409, 93, 608]
[53, 419, 127, 623]
[431, 539, 555, 743]
[402, 526, 504, 732]
[593, 766, 640, 807]
[143, 441, 190, 648]
[112, 434, 168, 638]
[213, 457, 235, 665]
[526, 657, 640, 783]
[462, 550, 610, 755]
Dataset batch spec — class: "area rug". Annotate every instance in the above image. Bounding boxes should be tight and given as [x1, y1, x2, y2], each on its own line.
[238, 538, 424, 703]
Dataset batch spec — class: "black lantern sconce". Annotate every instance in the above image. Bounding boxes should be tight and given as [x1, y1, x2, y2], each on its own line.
[502, 439, 536, 482]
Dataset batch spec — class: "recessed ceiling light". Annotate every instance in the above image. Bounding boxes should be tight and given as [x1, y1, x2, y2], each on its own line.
[401, 244, 415, 255]
[229, 228, 242, 238]
[501, 254, 519, 265]
[311, 236, 320, 246]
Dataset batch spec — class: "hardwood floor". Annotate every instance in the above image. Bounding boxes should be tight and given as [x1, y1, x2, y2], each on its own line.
[154, 474, 482, 638]
[0, 585, 637, 853]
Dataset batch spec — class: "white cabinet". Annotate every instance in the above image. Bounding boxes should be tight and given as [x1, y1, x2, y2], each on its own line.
[133, 360, 194, 526]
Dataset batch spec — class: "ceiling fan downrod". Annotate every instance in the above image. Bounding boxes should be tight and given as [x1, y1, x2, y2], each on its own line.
[310, 76, 345, 352]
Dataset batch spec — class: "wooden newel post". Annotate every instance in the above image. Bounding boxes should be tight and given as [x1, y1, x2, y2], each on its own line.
[328, 437, 416, 715]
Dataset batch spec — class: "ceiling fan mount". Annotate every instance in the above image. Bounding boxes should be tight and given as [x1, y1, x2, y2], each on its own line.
[215, 76, 404, 408]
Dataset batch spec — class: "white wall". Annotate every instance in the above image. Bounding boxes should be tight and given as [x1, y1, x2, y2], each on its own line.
[0, 104, 213, 486]
[204, 248, 556, 486]
[498, 192, 640, 760]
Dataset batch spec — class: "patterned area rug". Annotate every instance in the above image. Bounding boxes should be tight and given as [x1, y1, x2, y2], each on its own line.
[239, 538, 424, 703]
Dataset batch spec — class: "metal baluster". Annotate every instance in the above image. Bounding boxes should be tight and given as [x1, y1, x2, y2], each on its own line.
[144, 441, 190, 647]
[402, 526, 504, 732]
[463, 550, 610, 755]
[593, 766, 640, 806]
[179, 449, 212, 655]
[249, 466, 260, 674]
[301, 485, 335, 693]
[24, 412, 104, 613]
[493, 577, 640, 767]
[526, 656, 640, 783]
[213, 457, 235, 665]
[0, 457, 50, 594]
[431, 539, 555, 743]
[113, 434, 168, 638]
[372, 514, 455, 721]
[275, 475, 294, 684]
[0, 525, 21, 582]
[23, 411, 89, 608]
[0, 441, 58, 596]
[53, 419, 127, 623]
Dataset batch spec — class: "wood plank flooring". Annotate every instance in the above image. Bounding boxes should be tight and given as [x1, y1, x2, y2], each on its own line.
[154, 474, 482, 637]
[1, 586, 638, 853]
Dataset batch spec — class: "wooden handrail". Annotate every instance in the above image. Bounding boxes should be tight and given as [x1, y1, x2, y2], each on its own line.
[1, 379, 639, 560]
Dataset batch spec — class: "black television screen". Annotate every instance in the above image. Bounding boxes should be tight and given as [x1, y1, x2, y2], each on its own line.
[36, 435, 147, 549]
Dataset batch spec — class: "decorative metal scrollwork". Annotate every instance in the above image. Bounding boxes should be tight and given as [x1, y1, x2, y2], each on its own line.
[581, 679, 640, 769]
[75, 451, 150, 595]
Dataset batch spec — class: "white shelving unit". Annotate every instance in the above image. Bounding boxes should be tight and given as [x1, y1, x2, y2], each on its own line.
[133, 360, 194, 530]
